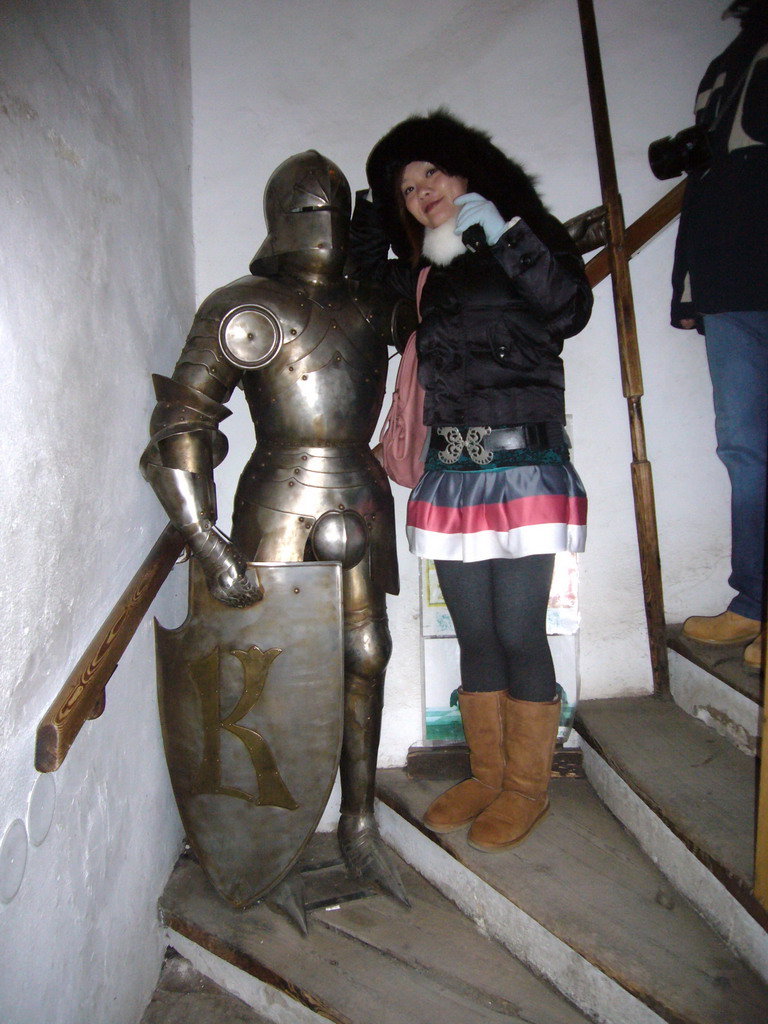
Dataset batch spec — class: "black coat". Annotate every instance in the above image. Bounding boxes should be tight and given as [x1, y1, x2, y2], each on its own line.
[348, 194, 592, 427]
[671, 17, 768, 327]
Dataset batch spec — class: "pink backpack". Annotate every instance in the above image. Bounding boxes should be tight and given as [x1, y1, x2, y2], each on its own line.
[379, 266, 431, 489]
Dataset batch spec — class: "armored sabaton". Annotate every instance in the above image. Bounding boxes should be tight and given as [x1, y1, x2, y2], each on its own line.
[142, 229, 403, 913]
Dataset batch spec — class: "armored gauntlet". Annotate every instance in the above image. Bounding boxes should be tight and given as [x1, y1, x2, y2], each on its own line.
[141, 374, 262, 607]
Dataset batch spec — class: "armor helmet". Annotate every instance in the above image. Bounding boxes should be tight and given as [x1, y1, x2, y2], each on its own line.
[250, 151, 351, 282]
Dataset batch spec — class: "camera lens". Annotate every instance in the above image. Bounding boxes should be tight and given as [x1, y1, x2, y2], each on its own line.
[648, 135, 679, 180]
[648, 125, 712, 180]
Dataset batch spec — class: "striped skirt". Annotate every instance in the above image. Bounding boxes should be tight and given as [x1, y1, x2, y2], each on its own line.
[406, 462, 587, 561]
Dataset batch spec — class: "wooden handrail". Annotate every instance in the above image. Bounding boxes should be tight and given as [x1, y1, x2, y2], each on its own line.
[35, 524, 185, 772]
[586, 180, 686, 288]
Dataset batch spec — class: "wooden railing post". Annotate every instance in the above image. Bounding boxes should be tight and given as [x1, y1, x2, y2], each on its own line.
[578, 0, 670, 697]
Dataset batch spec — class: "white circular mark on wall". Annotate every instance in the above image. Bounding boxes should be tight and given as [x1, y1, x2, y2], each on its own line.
[28, 774, 56, 847]
[0, 819, 28, 904]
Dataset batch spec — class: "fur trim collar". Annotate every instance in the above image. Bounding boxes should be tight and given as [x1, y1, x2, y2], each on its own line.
[422, 216, 467, 266]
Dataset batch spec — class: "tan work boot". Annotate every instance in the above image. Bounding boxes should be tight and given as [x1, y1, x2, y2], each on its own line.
[468, 695, 560, 852]
[744, 631, 765, 669]
[682, 610, 761, 645]
[423, 689, 505, 834]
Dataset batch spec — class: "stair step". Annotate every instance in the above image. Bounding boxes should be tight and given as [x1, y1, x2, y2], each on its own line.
[575, 696, 768, 979]
[576, 697, 762, 913]
[667, 623, 760, 703]
[158, 837, 593, 1024]
[665, 624, 762, 756]
[141, 949, 275, 1024]
[375, 768, 768, 1024]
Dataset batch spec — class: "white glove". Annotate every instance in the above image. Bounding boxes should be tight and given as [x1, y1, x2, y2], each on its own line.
[454, 193, 507, 246]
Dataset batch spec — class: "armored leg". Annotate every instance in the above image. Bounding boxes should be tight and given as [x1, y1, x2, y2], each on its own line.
[337, 561, 408, 906]
[265, 870, 308, 935]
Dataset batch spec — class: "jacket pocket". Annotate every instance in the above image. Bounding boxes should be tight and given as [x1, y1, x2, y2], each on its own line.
[486, 310, 553, 371]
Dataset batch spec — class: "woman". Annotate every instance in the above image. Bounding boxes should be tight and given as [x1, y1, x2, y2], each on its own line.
[349, 109, 592, 851]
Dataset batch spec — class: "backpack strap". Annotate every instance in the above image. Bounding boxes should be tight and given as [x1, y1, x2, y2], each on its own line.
[416, 265, 430, 319]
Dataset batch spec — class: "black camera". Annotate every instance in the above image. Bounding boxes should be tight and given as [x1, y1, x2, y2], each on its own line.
[648, 124, 713, 180]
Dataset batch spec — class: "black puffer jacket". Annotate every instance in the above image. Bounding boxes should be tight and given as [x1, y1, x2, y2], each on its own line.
[349, 193, 592, 427]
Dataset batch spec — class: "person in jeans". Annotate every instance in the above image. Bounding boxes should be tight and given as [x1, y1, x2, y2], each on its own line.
[670, 1, 768, 668]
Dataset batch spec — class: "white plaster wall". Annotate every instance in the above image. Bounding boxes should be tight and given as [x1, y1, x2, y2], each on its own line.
[189, 0, 735, 765]
[0, 2, 193, 1022]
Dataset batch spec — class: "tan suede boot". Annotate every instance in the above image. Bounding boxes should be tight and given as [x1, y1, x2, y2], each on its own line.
[423, 689, 506, 834]
[682, 610, 761, 645]
[468, 695, 560, 852]
[744, 630, 765, 669]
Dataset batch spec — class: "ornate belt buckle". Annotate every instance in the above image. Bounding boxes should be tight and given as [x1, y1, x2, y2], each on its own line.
[467, 426, 493, 464]
[437, 426, 493, 465]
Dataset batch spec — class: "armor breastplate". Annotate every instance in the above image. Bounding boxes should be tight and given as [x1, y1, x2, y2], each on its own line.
[240, 283, 388, 446]
[221, 278, 397, 595]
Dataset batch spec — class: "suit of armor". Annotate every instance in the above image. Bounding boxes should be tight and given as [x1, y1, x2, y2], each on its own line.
[142, 152, 406, 908]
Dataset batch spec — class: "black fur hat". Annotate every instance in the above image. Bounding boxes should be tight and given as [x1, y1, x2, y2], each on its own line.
[366, 107, 569, 259]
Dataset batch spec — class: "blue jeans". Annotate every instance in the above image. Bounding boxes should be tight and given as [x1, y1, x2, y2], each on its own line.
[703, 311, 768, 621]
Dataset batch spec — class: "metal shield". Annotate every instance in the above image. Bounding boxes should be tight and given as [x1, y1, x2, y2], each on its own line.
[155, 559, 344, 908]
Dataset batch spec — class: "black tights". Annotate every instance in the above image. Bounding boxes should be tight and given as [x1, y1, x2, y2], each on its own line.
[434, 554, 557, 702]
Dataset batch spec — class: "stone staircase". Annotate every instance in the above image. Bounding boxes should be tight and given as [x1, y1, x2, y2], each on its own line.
[143, 634, 768, 1024]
